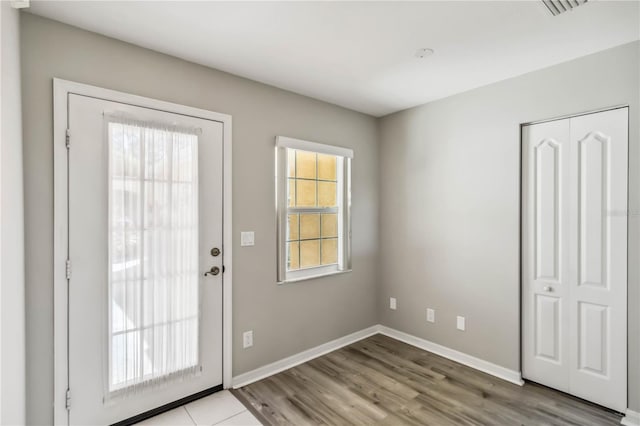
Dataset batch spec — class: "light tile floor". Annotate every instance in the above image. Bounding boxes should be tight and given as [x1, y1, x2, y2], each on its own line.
[136, 391, 262, 426]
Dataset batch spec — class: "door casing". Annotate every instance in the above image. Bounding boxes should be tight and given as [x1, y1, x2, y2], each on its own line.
[519, 104, 629, 412]
[53, 78, 233, 425]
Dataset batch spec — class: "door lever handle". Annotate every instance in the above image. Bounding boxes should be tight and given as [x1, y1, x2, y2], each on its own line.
[204, 266, 220, 277]
[543, 286, 553, 292]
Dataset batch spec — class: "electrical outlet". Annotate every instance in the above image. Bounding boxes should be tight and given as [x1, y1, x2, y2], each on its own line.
[389, 297, 397, 310]
[456, 316, 466, 331]
[243, 330, 253, 348]
[427, 308, 435, 323]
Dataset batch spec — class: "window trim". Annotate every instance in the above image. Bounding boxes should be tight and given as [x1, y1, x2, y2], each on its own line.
[276, 136, 353, 284]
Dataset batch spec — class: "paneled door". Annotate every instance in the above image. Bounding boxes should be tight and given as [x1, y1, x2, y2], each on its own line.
[522, 107, 627, 412]
[522, 119, 571, 393]
[67, 94, 224, 424]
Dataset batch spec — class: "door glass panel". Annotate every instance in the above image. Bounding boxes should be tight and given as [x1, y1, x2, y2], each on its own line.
[108, 119, 200, 393]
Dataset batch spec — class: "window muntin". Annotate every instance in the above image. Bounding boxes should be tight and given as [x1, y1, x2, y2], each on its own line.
[276, 137, 352, 283]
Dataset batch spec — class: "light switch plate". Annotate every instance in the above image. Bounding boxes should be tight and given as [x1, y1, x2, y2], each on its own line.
[241, 231, 255, 246]
[456, 316, 466, 331]
[389, 297, 397, 310]
[427, 308, 435, 323]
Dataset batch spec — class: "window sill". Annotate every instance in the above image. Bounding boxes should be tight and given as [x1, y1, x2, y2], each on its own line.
[277, 269, 352, 285]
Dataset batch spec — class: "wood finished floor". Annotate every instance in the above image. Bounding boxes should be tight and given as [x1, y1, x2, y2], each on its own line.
[233, 334, 622, 426]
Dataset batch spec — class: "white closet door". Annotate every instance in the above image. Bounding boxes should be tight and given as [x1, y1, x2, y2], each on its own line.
[522, 119, 571, 392]
[568, 108, 627, 412]
[522, 107, 627, 412]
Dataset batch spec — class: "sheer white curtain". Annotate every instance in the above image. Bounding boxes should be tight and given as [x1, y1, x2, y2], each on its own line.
[107, 115, 201, 395]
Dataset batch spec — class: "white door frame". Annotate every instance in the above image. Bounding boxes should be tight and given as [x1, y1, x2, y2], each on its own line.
[519, 103, 629, 410]
[53, 78, 233, 425]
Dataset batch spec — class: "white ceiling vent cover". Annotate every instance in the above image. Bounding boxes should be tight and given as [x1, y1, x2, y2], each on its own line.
[542, 0, 588, 16]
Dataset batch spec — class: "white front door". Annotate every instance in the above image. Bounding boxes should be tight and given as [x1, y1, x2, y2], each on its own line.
[67, 94, 224, 425]
[522, 107, 628, 412]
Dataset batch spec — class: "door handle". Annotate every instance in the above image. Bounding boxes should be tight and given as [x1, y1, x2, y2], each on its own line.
[204, 266, 220, 277]
[543, 286, 553, 292]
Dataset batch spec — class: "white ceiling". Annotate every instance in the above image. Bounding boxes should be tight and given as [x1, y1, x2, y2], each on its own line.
[28, 1, 640, 117]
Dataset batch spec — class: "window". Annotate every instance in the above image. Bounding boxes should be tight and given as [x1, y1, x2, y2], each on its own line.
[108, 116, 201, 394]
[276, 136, 352, 283]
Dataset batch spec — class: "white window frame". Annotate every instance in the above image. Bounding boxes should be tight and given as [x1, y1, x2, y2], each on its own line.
[276, 136, 353, 284]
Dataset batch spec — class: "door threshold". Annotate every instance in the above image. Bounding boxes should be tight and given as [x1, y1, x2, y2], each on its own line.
[111, 384, 224, 426]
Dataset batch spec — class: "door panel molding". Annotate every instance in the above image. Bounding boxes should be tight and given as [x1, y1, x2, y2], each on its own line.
[578, 131, 610, 289]
[534, 294, 561, 362]
[578, 301, 609, 377]
[53, 79, 233, 425]
[534, 138, 561, 282]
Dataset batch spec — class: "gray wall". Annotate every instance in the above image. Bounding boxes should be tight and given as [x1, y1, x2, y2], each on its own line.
[21, 13, 379, 424]
[378, 41, 640, 411]
[1, 2, 26, 424]
[20, 9, 640, 424]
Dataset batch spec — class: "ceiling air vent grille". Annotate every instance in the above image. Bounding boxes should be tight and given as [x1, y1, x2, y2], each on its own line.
[542, 0, 588, 16]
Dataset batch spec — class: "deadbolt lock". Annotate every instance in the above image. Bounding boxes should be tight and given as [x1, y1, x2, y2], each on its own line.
[211, 247, 221, 257]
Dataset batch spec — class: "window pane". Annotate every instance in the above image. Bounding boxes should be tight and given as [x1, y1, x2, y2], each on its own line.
[296, 150, 316, 179]
[318, 181, 337, 207]
[111, 331, 141, 389]
[300, 239, 320, 268]
[109, 122, 141, 178]
[317, 154, 337, 181]
[287, 214, 299, 241]
[321, 238, 338, 265]
[296, 180, 316, 207]
[288, 242, 300, 270]
[287, 149, 296, 178]
[109, 119, 200, 393]
[300, 214, 320, 240]
[321, 213, 338, 238]
[287, 178, 296, 207]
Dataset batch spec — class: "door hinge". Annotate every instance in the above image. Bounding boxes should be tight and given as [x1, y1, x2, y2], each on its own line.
[66, 259, 72, 280]
[65, 388, 71, 410]
[65, 129, 71, 149]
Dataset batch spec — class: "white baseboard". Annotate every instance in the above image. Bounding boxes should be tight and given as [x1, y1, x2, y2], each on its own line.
[622, 409, 640, 426]
[378, 325, 524, 386]
[232, 325, 381, 388]
[233, 324, 524, 389]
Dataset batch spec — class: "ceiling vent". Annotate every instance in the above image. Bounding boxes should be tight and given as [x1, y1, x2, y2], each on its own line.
[542, 0, 588, 16]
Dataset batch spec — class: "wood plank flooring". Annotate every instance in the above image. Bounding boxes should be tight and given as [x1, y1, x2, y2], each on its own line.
[233, 334, 622, 425]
